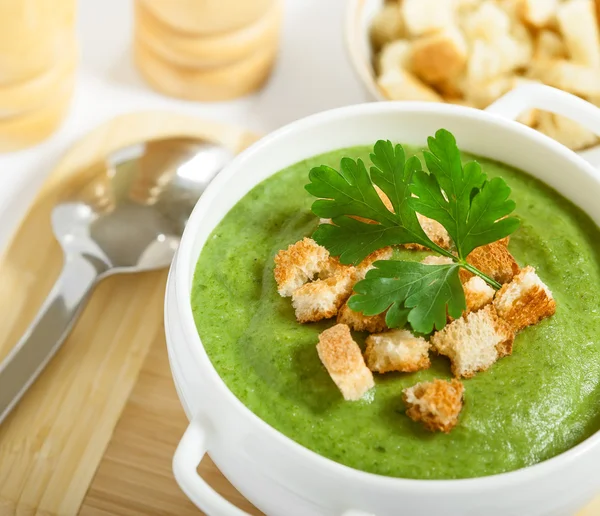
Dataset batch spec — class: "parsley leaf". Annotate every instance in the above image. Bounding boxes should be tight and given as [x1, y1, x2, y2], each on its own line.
[410, 129, 520, 259]
[305, 129, 520, 333]
[349, 261, 465, 334]
[306, 141, 438, 265]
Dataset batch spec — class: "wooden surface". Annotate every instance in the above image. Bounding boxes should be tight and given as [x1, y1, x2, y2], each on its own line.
[0, 112, 257, 516]
[0, 110, 598, 516]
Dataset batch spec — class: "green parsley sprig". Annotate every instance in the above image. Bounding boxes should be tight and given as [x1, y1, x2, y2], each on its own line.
[305, 129, 519, 334]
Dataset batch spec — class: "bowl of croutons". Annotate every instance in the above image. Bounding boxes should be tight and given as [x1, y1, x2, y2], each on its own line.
[346, 0, 600, 151]
[167, 82, 600, 515]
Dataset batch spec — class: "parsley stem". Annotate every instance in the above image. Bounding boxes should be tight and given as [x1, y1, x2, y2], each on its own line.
[428, 243, 502, 289]
[459, 262, 502, 290]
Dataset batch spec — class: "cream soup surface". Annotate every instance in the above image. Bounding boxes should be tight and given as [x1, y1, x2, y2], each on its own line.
[191, 145, 600, 479]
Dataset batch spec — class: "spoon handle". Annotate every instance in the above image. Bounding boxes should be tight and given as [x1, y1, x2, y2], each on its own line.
[0, 253, 105, 424]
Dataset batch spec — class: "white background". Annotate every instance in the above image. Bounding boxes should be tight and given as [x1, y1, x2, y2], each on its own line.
[0, 0, 368, 250]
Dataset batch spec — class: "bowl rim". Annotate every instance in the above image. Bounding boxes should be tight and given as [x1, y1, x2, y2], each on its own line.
[173, 100, 600, 490]
[344, 0, 386, 101]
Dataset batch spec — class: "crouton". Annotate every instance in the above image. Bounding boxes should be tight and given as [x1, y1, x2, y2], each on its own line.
[292, 270, 356, 323]
[493, 265, 556, 331]
[274, 238, 330, 297]
[456, 0, 485, 13]
[411, 27, 468, 85]
[431, 305, 515, 378]
[466, 40, 503, 86]
[536, 111, 599, 151]
[533, 30, 567, 62]
[401, 0, 455, 36]
[320, 256, 356, 280]
[370, 3, 405, 50]
[459, 241, 520, 284]
[378, 68, 443, 102]
[463, 75, 514, 110]
[557, 0, 600, 67]
[508, 21, 534, 68]
[461, 1, 511, 42]
[530, 60, 600, 97]
[465, 75, 540, 113]
[403, 379, 464, 433]
[377, 40, 412, 76]
[519, 0, 558, 29]
[356, 246, 394, 280]
[421, 255, 453, 266]
[316, 324, 374, 401]
[337, 302, 388, 333]
[405, 214, 451, 250]
[466, 25, 532, 86]
[463, 276, 495, 313]
[365, 329, 430, 374]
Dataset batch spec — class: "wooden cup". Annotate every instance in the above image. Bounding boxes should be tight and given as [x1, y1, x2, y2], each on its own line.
[139, 0, 275, 35]
[134, 36, 278, 101]
[134, 0, 281, 68]
[0, 50, 77, 118]
[0, 0, 76, 85]
[0, 74, 74, 152]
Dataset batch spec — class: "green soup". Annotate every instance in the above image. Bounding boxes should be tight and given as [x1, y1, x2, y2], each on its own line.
[191, 145, 600, 479]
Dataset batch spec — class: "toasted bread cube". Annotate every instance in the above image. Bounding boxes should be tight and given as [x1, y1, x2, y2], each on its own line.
[520, 0, 558, 28]
[402, 0, 455, 36]
[431, 305, 515, 378]
[411, 27, 468, 85]
[463, 75, 514, 109]
[274, 238, 330, 297]
[403, 379, 464, 433]
[530, 60, 600, 97]
[464, 276, 495, 313]
[456, 0, 485, 12]
[467, 28, 531, 86]
[465, 75, 540, 113]
[377, 40, 412, 75]
[378, 68, 443, 102]
[462, 1, 511, 42]
[460, 241, 520, 284]
[292, 270, 356, 323]
[405, 214, 451, 250]
[370, 3, 405, 50]
[320, 256, 356, 280]
[365, 329, 430, 374]
[421, 255, 454, 266]
[316, 324, 374, 401]
[337, 302, 388, 333]
[356, 246, 394, 280]
[507, 22, 534, 68]
[493, 266, 556, 331]
[536, 111, 598, 151]
[557, 0, 600, 67]
[533, 30, 567, 62]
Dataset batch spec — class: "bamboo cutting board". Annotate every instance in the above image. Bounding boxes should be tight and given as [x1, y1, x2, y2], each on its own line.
[0, 111, 259, 516]
[0, 111, 598, 516]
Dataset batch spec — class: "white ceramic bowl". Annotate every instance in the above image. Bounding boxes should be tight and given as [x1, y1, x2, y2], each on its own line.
[165, 85, 600, 516]
[345, 0, 385, 101]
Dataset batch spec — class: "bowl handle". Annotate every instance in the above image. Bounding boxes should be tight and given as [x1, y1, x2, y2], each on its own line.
[174, 417, 378, 516]
[485, 83, 600, 136]
[173, 416, 250, 516]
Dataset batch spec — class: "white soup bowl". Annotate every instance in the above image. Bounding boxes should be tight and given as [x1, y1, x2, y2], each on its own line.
[165, 84, 600, 516]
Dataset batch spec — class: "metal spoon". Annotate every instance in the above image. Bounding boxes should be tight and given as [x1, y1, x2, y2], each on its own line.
[0, 137, 233, 424]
